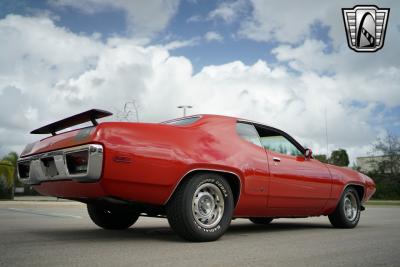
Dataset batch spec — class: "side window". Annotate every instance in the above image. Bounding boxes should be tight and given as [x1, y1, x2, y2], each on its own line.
[236, 123, 262, 147]
[260, 135, 303, 156]
[254, 125, 303, 156]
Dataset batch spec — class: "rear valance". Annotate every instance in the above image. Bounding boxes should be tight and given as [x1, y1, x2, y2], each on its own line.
[31, 109, 113, 135]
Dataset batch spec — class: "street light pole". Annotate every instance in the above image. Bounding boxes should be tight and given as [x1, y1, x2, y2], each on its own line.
[177, 105, 193, 117]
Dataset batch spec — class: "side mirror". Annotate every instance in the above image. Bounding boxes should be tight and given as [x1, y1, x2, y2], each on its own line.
[305, 148, 313, 159]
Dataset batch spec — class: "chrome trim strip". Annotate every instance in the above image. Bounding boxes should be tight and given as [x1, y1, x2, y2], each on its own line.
[163, 168, 243, 207]
[161, 115, 202, 125]
[17, 144, 103, 185]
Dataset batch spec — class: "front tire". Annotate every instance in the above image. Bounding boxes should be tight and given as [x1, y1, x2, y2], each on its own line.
[87, 204, 140, 230]
[328, 187, 361, 228]
[166, 173, 234, 242]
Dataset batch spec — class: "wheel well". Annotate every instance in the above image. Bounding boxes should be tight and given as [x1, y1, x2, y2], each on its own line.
[170, 170, 241, 207]
[346, 184, 365, 201]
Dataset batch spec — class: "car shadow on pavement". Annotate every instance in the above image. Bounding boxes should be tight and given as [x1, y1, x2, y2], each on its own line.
[226, 221, 333, 236]
[28, 227, 181, 242]
[26, 221, 334, 243]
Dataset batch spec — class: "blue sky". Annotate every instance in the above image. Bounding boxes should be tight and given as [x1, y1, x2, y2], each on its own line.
[0, 0, 331, 71]
[0, 0, 399, 162]
[0, 0, 376, 77]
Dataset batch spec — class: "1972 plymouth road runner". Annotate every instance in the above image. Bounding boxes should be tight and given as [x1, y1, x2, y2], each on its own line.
[17, 109, 375, 241]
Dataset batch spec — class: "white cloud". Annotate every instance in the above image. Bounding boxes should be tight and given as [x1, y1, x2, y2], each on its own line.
[204, 31, 223, 42]
[162, 37, 201, 50]
[271, 41, 400, 108]
[238, 0, 327, 43]
[208, 0, 247, 23]
[187, 0, 248, 24]
[0, 13, 398, 165]
[239, 0, 399, 48]
[272, 39, 334, 73]
[187, 15, 202, 23]
[52, 0, 180, 38]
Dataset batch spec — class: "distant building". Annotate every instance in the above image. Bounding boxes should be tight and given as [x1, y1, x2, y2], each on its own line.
[356, 155, 391, 174]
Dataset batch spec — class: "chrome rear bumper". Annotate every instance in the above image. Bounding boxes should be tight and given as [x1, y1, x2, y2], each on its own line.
[17, 144, 103, 185]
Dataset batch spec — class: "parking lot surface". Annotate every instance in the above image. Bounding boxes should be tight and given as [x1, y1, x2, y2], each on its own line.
[0, 201, 399, 266]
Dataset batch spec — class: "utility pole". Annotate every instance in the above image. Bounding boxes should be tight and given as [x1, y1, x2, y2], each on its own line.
[325, 108, 329, 156]
[177, 105, 193, 117]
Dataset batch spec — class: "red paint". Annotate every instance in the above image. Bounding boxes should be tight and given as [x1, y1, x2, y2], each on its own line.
[21, 114, 375, 217]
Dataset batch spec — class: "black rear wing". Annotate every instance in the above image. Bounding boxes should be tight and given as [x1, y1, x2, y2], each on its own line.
[31, 109, 113, 135]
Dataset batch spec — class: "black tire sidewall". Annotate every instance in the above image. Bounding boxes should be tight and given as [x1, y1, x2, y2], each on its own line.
[182, 173, 234, 240]
[249, 217, 273, 225]
[87, 204, 139, 230]
[337, 188, 361, 227]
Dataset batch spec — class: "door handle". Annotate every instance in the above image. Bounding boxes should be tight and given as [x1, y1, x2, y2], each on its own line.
[273, 157, 281, 162]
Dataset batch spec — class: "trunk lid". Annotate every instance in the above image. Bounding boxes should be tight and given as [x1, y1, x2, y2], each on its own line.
[20, 126, 98, 158]
[20, 109, 112, 158]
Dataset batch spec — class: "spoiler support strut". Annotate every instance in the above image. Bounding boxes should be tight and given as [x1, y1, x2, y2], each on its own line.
[90, 115, 98, 127]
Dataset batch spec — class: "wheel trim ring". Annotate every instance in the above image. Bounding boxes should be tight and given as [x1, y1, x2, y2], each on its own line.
[192, 182, 225, 229]
[343, 192, 358, 221]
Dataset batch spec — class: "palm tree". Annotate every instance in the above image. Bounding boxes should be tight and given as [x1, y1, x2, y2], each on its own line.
[1, 151, 18, 199]
[0, 160, 14, 199]
[2, 151, 18, 167]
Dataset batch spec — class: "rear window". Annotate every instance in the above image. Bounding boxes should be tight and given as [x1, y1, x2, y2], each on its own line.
[162, 116, 200, 126]
[236, 122, 262, 147]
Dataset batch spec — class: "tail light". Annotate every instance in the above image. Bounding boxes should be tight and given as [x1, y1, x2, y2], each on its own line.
[18, 161, 30, 179]
[66, 150, 89, 174]
[41, 157, 59, 177]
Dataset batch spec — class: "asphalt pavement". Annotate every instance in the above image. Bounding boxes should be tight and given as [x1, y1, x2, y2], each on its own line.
[0, 201, 399, 267]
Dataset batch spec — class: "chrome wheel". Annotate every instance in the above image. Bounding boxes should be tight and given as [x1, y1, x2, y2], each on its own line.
[192, 183, 225, 229]
[167, 173, 234, 241]
[343, 192, 358, 221]
[329, 187, 361, 228]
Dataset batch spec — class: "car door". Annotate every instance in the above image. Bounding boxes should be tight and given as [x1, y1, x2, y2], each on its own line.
[234, 122, 270, 216]
[254, 125, 332, 215]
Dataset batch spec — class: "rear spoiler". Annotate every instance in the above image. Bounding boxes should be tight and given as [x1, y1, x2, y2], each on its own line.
[31, 109, 113, 136]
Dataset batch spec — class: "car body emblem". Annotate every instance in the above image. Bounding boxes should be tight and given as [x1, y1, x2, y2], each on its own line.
[342, 5, 390, 52]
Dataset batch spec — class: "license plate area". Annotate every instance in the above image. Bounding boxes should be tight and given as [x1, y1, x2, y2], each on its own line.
[41, 157, 59, 178]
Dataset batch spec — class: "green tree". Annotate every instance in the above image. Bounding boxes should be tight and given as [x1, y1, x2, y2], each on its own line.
[365, 134, 400, 200]
[0, 160, 14, 199]
[314, 154, 328, 163]
[370, 134, 400, 176]
[2, 151, 18, 167]
[2, 151, 21, 187]
[329, 149, 349, 167]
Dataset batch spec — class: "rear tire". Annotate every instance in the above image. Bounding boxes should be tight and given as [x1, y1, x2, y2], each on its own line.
[249, 217, 273, 225]
[328, 187, 361, 228]
[167, 173, 234, 242]
[87, 204, 140, 230]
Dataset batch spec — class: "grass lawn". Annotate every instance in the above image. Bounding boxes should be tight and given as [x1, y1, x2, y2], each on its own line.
[366, 200, 400, 206]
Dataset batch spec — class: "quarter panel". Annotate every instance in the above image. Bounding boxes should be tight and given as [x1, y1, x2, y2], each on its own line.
[322, 164, 367, 214]
[93, 117, 272, 209]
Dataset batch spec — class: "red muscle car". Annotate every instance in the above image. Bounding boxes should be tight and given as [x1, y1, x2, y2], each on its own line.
[17, 109, 375, 241]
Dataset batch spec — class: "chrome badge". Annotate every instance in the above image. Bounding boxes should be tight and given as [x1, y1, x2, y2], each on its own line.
[342, 5, 390, 52]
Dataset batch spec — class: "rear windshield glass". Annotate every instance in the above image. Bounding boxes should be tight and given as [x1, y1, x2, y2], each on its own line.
[162, 116, 200, 126]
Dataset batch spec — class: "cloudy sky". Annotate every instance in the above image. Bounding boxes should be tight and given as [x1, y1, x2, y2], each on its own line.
[0, 0, 399, 164]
